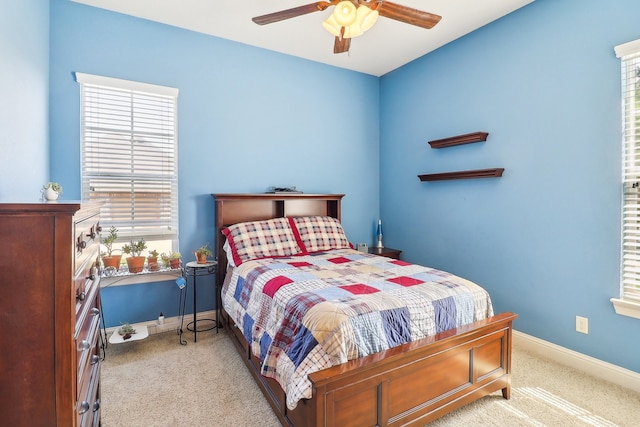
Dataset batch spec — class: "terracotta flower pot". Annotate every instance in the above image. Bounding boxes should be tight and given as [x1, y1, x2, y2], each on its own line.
[102, 254, 122, 270]
[170, 258, 181, 269]
[195, 252, 208, 264]
[126, 256, 146, 273]
[147, 256, 159, 271]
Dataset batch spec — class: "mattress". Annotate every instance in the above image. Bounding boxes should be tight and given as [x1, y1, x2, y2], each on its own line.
[221, 248, 494, 409]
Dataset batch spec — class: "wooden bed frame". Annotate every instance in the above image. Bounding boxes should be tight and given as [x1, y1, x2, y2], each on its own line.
[212, 193, 517, 427]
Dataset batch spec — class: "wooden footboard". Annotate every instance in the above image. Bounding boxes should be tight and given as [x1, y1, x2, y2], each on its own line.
[222, 307, 517, 427]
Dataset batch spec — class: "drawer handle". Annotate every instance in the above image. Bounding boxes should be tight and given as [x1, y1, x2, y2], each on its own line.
[79, 340, 91, 351]
[78, 400, 90, 415]
[93, 399, 100, 412]
[77, 291, 85, 301]
[91, 355, 100, 365]
[77, 239, 87, 250]
[90, 307, 100, 316]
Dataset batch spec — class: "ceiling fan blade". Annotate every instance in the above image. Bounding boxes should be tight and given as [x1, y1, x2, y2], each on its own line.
[334, 36, 351, 54]
[377, 1, 442, 29]
[253, 1, 334, 25]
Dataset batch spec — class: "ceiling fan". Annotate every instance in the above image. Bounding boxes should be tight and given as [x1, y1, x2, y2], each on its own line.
[252, 0, 442, 54]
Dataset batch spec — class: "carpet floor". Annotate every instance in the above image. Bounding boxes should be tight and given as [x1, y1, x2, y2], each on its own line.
[100, 329, 639, 426]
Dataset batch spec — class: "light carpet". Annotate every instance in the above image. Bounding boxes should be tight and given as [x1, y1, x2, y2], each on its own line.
[100, 329, 639, 426]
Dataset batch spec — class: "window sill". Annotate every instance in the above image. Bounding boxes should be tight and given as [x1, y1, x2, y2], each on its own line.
[100, 267, 182, 287]
[610, 298, 640, 320]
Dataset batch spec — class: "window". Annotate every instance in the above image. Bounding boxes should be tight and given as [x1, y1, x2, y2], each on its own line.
[76, 73, 179, 259]
[613, 39, 640, 319]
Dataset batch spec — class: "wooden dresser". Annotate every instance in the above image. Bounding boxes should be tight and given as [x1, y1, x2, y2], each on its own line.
[0, 201, 103, 427]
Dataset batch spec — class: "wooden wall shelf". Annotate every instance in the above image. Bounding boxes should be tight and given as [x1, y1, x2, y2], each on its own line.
[428, 132, 489, 149]
[418, 168, 504, 182]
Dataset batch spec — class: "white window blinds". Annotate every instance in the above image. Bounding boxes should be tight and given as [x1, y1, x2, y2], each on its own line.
[616, 40, 640, 306]
[76, 73, 179, 242]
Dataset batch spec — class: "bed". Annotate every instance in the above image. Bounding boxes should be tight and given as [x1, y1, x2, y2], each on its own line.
[213, 193, 517, 427]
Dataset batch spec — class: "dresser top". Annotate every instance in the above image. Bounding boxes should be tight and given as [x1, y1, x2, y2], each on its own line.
[0, 201, 102, 216]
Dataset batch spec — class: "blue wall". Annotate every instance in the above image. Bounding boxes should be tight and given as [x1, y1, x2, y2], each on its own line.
[0, 0, 49, 199]
[48, 0, 379, 327]
[3, 0, 638, 375]
[380, 0, 640, 373]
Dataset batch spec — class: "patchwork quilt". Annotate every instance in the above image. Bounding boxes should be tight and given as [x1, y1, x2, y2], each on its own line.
[221, 248, 494, 410]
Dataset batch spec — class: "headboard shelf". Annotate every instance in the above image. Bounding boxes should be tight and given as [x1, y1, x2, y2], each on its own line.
[211, 193, 345, 286]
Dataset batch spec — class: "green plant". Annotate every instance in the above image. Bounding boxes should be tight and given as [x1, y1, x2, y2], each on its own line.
[42, 181, 63, 195]
[118, 322, 137, 340]
[162, 251, 181, 267]
[161, 253, 170, 267]
[118, 322, 136, 335]
[101, 226, 119, 257]
[195, 244, 212, 257]
[148, 249, 159, 258]
[122, 238, 147, 257]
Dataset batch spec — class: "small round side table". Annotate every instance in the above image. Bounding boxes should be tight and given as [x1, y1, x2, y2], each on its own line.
[178, 260, 218, 344]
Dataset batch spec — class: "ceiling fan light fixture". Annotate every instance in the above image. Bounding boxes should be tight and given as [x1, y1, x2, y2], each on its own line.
[323, 3, 375, 39]
[322, 15, 342, 37]
[343, 22, 363, 38]
[252, 1, 442, 56]
[356, 5, 379, 32]
[333, 1, 357, 27]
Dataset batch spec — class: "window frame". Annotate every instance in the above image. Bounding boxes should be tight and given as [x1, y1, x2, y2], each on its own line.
[612, 39, 640, 320]
[76, 72, 180, 284]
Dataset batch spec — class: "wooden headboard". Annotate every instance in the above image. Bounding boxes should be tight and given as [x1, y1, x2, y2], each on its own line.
[211, 193, 345, 288]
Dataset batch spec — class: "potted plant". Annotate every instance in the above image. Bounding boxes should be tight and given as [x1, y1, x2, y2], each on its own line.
[100, 226, 121, 270]
[161, 251, 182, 269]
[122, 238, 147, 273]
[118, 322, 137, 341]
[168, 251, 182, 269]
[41, 182, 63, 201]
[195, 244, 212, 264]
[147, 249, 160, 271]
[161, 252, 171, 268]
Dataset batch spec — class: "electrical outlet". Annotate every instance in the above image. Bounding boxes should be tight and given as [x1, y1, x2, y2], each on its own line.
[576, 316, 589, 334]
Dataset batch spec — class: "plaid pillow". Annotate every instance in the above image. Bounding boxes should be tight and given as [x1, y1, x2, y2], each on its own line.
[222, 217, 302, 267]
[291, 216, 351, 253]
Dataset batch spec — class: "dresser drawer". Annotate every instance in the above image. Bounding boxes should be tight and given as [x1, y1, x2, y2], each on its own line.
[74, 252, 100, 303]
[77, 342, 99, 402]
[75, 280, 100, 337]
[75, 287, 100, 386]
[77, 361, 100, 427]
[74, 216, 100, 269]
[74, 215, 101, 301]
[76, 311, 100, 387]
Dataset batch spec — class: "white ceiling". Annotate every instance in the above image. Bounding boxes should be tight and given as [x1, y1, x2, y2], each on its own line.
[71, 0, 534, 76]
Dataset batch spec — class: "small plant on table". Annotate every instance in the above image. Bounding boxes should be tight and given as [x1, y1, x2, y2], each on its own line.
[41, 182, 63, 201]
[195, 244, 212, 264]
[118, 322, 137, 340]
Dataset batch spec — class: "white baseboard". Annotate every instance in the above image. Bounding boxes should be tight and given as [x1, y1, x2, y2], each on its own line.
[513, 330, 640, 394]
[104, 309, 218, 336]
